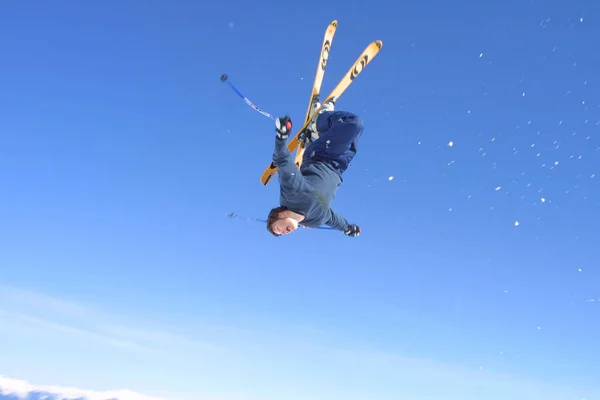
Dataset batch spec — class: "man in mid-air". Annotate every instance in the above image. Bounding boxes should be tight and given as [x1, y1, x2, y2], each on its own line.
[266, 100, 363, 238]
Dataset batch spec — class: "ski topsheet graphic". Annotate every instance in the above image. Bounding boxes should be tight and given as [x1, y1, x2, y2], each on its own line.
[260, 38, 383, 186]
[293, 20, 337, 169]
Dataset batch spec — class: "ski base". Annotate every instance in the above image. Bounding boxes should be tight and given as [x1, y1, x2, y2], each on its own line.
[260, 39, 383, 186]
[293, 20, 337, 169]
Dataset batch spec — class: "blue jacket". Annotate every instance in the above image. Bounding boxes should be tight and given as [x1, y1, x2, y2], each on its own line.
[273, 137, 350, 231]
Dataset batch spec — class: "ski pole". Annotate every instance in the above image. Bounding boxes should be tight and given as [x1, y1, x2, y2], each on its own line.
[226, 212, 336, 230]
[220, 74, 276, 121]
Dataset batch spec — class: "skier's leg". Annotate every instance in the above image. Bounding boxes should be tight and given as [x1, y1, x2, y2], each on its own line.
[304, 111, 364, 174]
[315, 111, 364, 156]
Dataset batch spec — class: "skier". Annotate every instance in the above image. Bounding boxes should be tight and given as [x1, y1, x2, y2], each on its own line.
[266, 100, 363, 237]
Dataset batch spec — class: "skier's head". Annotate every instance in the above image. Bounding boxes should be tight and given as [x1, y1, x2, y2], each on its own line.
[267, 206, 299, 236]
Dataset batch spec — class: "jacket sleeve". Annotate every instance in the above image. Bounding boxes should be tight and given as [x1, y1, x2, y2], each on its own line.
[273, 137, 303, 192]
[325, 208, 350, 231]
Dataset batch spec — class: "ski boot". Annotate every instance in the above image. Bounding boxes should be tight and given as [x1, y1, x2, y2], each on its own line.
[299, 99, 336, 145]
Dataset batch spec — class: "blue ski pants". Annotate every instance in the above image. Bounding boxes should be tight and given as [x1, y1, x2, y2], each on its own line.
[302, 111, 364, 175]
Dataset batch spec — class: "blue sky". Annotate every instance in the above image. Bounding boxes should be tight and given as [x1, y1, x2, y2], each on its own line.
[1, 0, 599, 399]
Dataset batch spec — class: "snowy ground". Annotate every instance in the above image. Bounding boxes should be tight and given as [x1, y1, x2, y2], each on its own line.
[0, 376, 175, 400]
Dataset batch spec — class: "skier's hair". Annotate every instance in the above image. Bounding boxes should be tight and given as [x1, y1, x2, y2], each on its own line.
[266, 206, 288, 237]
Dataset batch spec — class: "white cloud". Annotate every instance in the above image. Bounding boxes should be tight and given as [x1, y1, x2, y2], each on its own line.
[0, 284, 223, 356]
[0, 375, 178, 400]
[0, 309, 149, 352]
[1, 284, 599, 400]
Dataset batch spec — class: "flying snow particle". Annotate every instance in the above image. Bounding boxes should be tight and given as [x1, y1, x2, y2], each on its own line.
[514, 221, 520, 226]
[479, 53, 484, 58]
[448, 141, 454, 147]
[522, 92, 526, 97]
[495, 186, 501, 191]
[541, 197, 546, 203]
[578, 268, 583, 272]
[388, 176, 394, 181]
[580, 17, 584, 22]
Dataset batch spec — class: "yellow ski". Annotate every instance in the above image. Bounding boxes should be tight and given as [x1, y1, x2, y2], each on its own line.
[293, 20, 338, 169]
[260, 40, 383, 186]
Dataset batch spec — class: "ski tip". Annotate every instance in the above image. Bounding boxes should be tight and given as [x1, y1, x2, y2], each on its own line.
[374, 40, 383, 49]
[220, 73, 228, 82]
[263, 174, 274, 186]
[331, 20, 338, 26]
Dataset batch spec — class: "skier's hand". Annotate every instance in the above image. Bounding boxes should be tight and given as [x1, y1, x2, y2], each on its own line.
[275, 116, 292, 140]
[344, 224, 361, 237]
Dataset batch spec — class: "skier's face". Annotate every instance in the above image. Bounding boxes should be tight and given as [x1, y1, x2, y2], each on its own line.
[271, 217, 299, 235]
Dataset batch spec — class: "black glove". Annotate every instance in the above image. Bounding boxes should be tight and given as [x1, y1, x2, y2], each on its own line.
[275, 116, 292, 140]
[344, 224, 361, 237]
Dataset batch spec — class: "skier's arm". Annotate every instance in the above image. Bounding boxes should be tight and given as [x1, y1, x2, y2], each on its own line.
[326, 208, 361, 237]
[273, 136, 303, 191]
[273, 117, 303, 192]
[325, 208, 350, 231]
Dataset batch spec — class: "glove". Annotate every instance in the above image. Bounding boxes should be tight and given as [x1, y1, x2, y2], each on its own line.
[275, 116, 292, 140]
[344, 224, 361, 237]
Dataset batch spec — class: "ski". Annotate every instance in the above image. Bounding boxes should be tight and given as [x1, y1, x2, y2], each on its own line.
[260, 40, 383, 186]
[293, 20, 338, 169]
